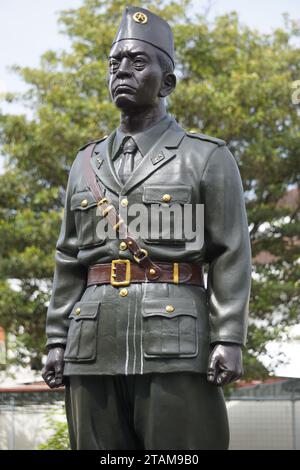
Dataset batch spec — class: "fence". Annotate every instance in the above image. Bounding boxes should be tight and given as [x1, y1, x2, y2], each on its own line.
[0, 401, 65, 449]
[227, 397, 300, 450]
[0, 381, 300, 450]
[0, 388, 65, 450]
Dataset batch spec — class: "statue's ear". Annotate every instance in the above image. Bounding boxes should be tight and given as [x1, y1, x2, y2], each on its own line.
[158, 72, 176, 98]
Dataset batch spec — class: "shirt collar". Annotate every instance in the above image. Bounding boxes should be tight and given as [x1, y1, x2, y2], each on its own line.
[112, 113, 172, 160]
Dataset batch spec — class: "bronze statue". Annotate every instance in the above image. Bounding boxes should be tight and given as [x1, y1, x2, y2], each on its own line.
[42, 6, 251, 450]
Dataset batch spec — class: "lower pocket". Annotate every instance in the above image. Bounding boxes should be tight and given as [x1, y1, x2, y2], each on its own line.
[64, 301, 100, 362]
[142, 297, 198, 358]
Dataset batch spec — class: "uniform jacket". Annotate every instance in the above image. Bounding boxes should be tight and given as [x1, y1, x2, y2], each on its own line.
[45, 115, 252, 376]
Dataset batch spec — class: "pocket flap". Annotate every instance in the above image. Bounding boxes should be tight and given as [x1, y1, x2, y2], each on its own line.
[71, 191, 97, 211]
[142, 185, 192, 204]
[69, 301, 100, 320]
[142, 297, 197, 319]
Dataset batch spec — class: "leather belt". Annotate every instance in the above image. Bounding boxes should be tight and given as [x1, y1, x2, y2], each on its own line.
[87, 260, 205, 287]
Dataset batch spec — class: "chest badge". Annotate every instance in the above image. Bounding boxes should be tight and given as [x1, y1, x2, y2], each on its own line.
[151, 154, 165, 165]
[96, 157, 103, 169]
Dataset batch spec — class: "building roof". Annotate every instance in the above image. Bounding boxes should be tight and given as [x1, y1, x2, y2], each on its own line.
[230, 378, 300, 399]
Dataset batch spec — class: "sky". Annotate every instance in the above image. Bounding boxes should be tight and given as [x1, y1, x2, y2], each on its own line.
[0, 0, 82, 104]
[0, 0, 299, 109]
[200, 0, 300, 31]
[0, 1, 299, 377]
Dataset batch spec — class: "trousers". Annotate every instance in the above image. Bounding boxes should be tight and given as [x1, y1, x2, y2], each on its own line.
[65, 372, 229, 450]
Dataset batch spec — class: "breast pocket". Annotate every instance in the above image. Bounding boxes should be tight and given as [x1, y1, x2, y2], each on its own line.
[142, 184, 192, 244]
[71, 191, 106, 249]
[142, 297, 198, 358]
[64, 301, 100, 362]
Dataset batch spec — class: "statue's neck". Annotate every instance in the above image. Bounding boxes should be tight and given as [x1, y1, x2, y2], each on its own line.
[119, 101, 166, 134]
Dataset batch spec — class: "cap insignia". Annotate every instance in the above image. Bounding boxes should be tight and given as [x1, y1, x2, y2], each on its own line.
[133, 12, 148, 24]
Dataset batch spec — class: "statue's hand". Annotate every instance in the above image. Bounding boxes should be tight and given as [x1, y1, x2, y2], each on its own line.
[207, 343, 243, 386]
[42, 346, 65, 389]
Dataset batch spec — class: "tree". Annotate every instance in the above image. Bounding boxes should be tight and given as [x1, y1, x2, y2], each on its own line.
[38, 407, 69, 450]
[0, 0, 299, 378]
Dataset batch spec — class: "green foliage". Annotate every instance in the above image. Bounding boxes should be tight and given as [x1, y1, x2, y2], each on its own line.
[38, 409, 70, 450]
[0, 0, 299, 378]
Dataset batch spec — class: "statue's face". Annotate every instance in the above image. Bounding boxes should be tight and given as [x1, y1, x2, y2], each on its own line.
[108, 39, 164, 112]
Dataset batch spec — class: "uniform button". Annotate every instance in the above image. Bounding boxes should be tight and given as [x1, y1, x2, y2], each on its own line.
[119, 288, 128, 297]
[119, 241, 127, 250]
[162, 194, 171, 202]
[121, 198, 128, 207]
[75, 307, 81, 315]
[166, 305, 175, 313]
[81, 199, 88, 207]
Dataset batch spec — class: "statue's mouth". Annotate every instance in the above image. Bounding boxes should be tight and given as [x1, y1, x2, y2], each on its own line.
[114, 84, 136, 95]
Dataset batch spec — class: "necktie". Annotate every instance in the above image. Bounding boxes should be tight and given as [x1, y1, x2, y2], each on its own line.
[117, 137, 138, 185]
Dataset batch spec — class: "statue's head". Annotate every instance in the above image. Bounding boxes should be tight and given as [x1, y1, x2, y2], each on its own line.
[108, 6, 176, 113]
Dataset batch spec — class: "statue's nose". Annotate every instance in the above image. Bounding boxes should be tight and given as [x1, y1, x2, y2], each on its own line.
[116, 57, 132, 78]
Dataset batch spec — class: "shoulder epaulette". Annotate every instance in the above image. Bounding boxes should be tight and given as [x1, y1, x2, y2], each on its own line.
[77, 135, 108, 152]
[186, 130, 226, 147]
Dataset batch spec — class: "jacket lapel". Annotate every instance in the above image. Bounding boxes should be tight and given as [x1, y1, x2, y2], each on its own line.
[90, 130, 123, 195]
[122, 119, 186, 194]
[90, 118, 186, 196]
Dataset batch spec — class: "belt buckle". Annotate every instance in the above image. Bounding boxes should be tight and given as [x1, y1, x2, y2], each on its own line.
[110, 259, 131, 286]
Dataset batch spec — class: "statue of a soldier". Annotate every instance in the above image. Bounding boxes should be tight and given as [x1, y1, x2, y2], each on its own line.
[42, 6, 251, 450]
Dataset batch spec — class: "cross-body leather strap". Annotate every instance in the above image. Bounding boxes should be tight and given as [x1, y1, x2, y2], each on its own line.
[83, 142, 162, 280]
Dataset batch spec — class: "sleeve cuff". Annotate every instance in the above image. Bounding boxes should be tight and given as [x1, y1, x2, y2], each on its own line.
[210, 334, 246, 347]
[46, 337, 67, 348]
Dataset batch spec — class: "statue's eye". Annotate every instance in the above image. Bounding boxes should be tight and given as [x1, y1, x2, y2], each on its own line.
[132, 58, 146, 69]
[109, 59, 119, 72]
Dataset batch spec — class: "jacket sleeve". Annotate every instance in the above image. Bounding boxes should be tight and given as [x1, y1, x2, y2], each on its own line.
[45, 158, 87, 347]
[202, 145, 252, 346]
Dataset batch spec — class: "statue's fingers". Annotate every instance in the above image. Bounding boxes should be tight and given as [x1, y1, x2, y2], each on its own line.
[229, 371, 242, 383]
[42, 369, 53, 381]
[43, 371, 56, 388]
[207, 354, 219, 383]
[48, 377, 58, 389]
[216, 370, 234, 386]
[54, 362, 64, 386]
[55, 375, 64, 387]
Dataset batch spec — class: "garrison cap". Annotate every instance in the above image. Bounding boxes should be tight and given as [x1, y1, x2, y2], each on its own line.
[112, 5, 174, 67]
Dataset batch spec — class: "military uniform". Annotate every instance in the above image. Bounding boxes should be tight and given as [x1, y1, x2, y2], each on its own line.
[45, 6, 251, 450]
